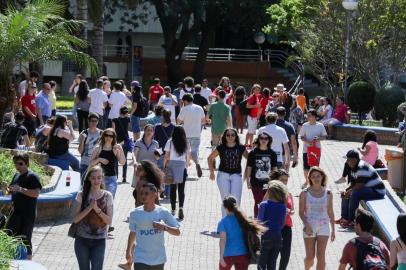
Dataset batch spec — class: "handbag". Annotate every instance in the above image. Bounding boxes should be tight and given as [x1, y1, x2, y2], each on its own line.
[307, 140, 321, 167]
[68, 222, 78, 238]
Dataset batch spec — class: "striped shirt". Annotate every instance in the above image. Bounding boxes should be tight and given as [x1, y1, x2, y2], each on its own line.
[351, 160, 385, 191]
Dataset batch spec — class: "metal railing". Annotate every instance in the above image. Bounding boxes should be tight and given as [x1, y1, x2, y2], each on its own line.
[183, 47, 265, 62]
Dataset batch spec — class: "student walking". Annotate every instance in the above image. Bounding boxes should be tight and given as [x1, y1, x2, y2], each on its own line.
[257, 181, 288, 270]
[217, 196, 266, 270]
[164, 126, 191, 220]
[72, 166, 113, 270]
[208, 128, 248, 216]
[299, 167, 335, 270]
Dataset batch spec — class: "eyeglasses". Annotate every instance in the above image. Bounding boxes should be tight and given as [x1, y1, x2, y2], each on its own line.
[226, 133, 236, 137]
[259, 137, 269, 140]
[14, 161, 24, 166]
[104, 134, 114, 138]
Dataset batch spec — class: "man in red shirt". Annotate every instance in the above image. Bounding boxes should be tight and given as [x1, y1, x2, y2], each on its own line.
[245, 84, 262, 147]
[326, 96, 349, 137]
[338, 209, 389, 270]
[21, 84, 37, 136]
[148, 77, 164, 110]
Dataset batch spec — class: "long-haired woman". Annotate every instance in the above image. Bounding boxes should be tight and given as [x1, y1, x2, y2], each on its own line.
[72, 166, 113, 270]
[76, 80, 91, 132]
[390, 213, 406, 270]
[245, 132, 277, 217]
[270, 169, 294, 270]
[218, 195, 266, 270]
[90, 128, 126, 199]
[164, 125, 191, 220]
[299, 167, 335, 270]
[208, 128, 248, 216]
[48, 115, 80, 171]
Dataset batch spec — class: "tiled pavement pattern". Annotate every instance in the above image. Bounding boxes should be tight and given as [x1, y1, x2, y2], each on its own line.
[31, 128, 394, 269]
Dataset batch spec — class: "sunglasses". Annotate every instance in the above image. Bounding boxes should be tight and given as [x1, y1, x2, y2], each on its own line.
[104, 134, 114, 138]
[272, 95, 280, 98]
[259, 137, 269, 140]
[226, 133, 236, 137]
[14, 161, 25, 166]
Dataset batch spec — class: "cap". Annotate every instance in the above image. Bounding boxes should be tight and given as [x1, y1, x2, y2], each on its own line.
[131, 80, 140, 88]
[345, 149, 360, 159]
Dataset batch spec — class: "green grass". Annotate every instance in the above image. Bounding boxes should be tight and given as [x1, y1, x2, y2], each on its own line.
[349, 119, 383, 127]
[0, 231, 24, 270]
[0, 152, 51, 187]
[56, 95, 74, 110]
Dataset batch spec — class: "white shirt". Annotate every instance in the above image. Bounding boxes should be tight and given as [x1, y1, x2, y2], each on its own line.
[108, 91, 127, 119]
[258, 124, 289, 163]
[201, 87, 212, 102]
[164, 139, 188, 162]
[89, 88, 108, 115]
[178, 104, 205, 138]
[298, 122, 327, 153]
[158, 94, 177, 123]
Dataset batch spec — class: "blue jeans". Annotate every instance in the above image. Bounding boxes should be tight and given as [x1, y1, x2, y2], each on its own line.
[187, 137, 201, 164]
[217, 172, 242, 216]
[341, 187, 385, 221]
[52, 152, 80, 172]
[104, 175, 118, 198]
[74, 237, 106, 270]
[258, 233, 282, 270]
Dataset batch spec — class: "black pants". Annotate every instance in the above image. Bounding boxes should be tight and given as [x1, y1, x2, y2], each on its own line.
[278, 226, 292, 270]
[23, 117, 36, 137]
[77, 109, 89, 133]
[170, 168, 187, 210]
[6, 212, 35, 255]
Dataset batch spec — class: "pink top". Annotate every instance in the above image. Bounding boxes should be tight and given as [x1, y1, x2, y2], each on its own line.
[285, 193, 293, 227]
[362, 141, 379, 166]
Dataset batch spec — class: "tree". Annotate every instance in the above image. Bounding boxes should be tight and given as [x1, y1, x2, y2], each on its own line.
[0, 0, 98, 120]
[347, 81, 376, 125]
[374, 84, 405, 127]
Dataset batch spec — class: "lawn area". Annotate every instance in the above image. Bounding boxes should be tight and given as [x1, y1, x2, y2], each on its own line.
[56, 95, 74, 110]
[349, 119, 383, 127]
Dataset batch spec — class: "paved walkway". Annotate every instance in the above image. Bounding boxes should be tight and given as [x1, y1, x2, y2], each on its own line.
[31, 128, 393, 269]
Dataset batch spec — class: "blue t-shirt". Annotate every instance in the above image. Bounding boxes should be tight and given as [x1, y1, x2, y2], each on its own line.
[35, 91, 52, 117]
[129, 205, 180, 265]
[217, 214, 248, 257]
[258, 200, 286, 237]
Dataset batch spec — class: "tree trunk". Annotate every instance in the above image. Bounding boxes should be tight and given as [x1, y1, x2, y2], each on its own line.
[76, 0, 88, 76]
[92, 8, 104, 77]
[193, 21, 216, 83]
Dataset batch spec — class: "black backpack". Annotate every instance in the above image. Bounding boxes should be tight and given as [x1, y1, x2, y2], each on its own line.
[239, 98, 251, 116]
[138, 96, 149, 118]
[0, 122, 20, 148]
[351, 237, 388, 270]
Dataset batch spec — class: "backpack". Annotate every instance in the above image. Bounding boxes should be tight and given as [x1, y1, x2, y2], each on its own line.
[81, 129, 103, 157]
[0, 122, 21, 149]
[138, 96, 149, 118]
[35, 126, 49, 152]
[351, 237, 388, 270]
[239, 98, 251, 116]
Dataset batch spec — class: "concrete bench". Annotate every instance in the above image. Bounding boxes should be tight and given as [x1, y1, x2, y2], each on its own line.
[0, 170, 81, 222]
[331, 124, 398, 145]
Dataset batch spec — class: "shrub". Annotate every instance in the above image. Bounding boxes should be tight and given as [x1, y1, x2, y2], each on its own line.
[375, 84, 405, 127]
[347, 81, 376, 125]
[0, 230, 24, 270]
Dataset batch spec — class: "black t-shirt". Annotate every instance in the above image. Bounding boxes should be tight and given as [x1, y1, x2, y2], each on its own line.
[247, 148, 278, 187]
[10, 170, 42, 217]
[132, 92, 142, 116]
[113, 116, 130, 143]
[216, 144, 246, 174]
[0, 122, 28, 149]
[193, 94, 209, 110]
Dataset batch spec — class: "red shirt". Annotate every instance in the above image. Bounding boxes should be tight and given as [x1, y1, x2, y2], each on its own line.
[21, 94, 36, 118]
[333, 103, 349, 123]
[285, 194, 293, 227]
[260, 97, 271, 116]
[248, 94, 261, 118]
[339, 236, 390, 268]
[149, 84, 164, 103]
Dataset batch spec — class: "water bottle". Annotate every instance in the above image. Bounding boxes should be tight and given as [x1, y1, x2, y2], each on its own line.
[66, 172, 71, 187]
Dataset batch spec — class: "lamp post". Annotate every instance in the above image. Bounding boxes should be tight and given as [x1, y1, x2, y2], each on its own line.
[254, 32, 266, 82]
[342, 0, 358, 100]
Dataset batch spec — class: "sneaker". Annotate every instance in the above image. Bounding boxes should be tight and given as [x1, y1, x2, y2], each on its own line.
[196, 164, 202, 178]
[335, 177, 346, 184]
[178, 208, 184, 220]
[171, 209, 176, 216]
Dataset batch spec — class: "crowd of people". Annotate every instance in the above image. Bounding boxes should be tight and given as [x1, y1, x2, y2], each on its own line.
[1, 72, 406, 270]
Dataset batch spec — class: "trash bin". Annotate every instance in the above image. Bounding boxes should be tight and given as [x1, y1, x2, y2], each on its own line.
[384, 148, 404, 190]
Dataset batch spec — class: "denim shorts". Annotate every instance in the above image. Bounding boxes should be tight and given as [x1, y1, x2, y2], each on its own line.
[131, 115, 141, 133]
